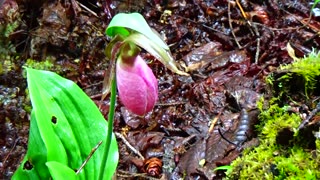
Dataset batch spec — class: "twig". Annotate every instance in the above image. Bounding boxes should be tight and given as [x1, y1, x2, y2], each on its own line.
[234, 0, 261, 63]
[2, 137, 20, 168]
[117, 170, 160, 180]
[236, 0, 251, 26]
[174, 15, 231, 37]
[76, 140, 103, 174]
[208, 107, 224, 135]
[156, 101, 186, 106]
[228, 0, 242, 48]
[77, 1, 98, 17]
[115, 132, 145, 161]
[252, 24, 261, 64]
[298, 102, 320, 130]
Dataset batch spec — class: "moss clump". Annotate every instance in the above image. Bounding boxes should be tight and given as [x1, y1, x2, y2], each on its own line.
[23, 58, 80, 77]
[24, 58, 55, 71]
[281, 50, 320, 96]
[269, 50, 320, 100]
[23, 58, 69, 75]
[227, 100, 320, 179]
[0, 21, 19, 57]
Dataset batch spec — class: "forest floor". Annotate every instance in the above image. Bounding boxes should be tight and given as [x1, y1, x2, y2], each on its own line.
[1, 0, 320, 179]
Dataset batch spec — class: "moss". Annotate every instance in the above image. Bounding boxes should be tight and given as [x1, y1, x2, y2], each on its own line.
[23, 58, 65, 75]
[227, 100, 320, 180]
[226, 50, 320, 179]
[23, 58, 80, 78]
[0, 21, 19, 56]
[0, 20, 20, 74]
[229, 101, 320, 179]
[269, 50, 320, 100]
[281, 50, 320, 96]
[24, 58, 54, 70]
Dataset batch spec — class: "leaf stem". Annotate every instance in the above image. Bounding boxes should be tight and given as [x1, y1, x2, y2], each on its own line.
[99, 77, 116, 180]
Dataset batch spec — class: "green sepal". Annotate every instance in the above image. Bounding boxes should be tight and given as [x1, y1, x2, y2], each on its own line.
[125, 33, 189, 76]
[106, 12, 169, 50]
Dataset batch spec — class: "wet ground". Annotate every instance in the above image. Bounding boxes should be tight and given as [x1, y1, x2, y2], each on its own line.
[1, 0, 320, 179]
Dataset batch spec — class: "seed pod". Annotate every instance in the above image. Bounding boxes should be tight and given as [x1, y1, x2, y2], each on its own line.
[144, 157, 163, 177]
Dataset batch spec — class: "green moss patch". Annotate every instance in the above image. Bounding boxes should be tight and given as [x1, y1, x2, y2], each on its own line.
[228, 102, 320, 179]
[227, 51, 320, 179]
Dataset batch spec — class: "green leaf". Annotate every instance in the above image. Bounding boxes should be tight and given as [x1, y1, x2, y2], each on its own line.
[312, 0, 320, 11]
[106, 12, 169, 50]
[46, 161, 78, 180]
[12, 111, 51, 180]
[214, 165, 232, 171]
[213, 165, 233, 175]
[13, 68, 118, 180]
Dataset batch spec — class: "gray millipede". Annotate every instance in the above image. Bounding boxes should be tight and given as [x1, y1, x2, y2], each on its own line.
[233, 109, 250, 146]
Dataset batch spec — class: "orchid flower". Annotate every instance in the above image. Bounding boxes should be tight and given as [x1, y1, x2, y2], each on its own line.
[116, 42, 158, 115]
[99, 13, 188, 179]
[102, 13, 188, 115]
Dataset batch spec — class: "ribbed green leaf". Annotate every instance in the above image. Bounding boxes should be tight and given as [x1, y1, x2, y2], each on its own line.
[12, 111, 48, 180]
[46, 161, 78, 180]
[13, 68, 118, 180]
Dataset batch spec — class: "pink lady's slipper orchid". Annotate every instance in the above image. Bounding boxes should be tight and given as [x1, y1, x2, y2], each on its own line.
[116, 50, 158, 116]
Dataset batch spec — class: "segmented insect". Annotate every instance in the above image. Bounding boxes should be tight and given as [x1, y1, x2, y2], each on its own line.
[233, 109, 250, 146]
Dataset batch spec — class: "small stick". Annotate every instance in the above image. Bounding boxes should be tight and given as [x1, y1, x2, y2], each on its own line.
[2, 137, 20, 168]
[208, 107, 225, 135]
[298, 102, 320, 130]
[228, 0, 242, 49]
[253, 24, 261, 64]
[236, 0, 249, 23]
[77, 1, 98, 17]
[156, 101, 186, 106]
[235, 0, 260, 63]
[115, 132, 145, 160]
[76, 140, 103, 174]
[117, 170, 160, 180]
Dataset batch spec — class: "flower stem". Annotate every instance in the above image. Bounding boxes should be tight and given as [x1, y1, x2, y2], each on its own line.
[99, 77, 116, 180]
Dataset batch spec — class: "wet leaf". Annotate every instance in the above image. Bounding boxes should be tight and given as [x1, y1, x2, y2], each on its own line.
[128, 131, 164, 152]
[185, 49, 247, 73]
